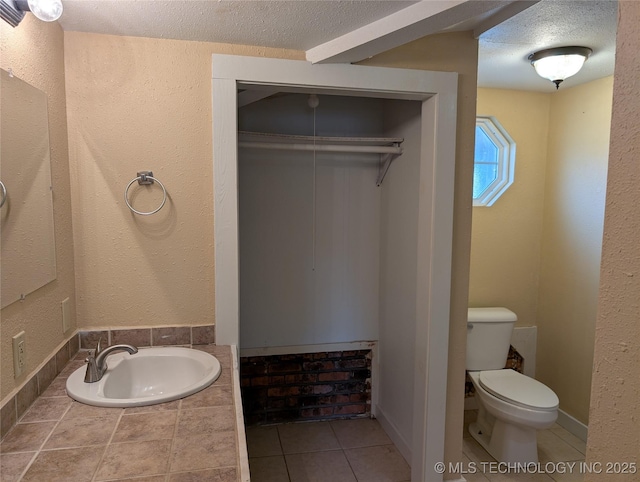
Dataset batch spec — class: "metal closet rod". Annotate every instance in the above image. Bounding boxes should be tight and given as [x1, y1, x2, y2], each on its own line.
[238, 141, 402, 154]
[238, 131, 404, 155]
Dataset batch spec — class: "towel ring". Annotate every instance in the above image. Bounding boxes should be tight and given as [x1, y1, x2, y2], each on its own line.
[0, 180, 7, 208]
[124, 171, 167, 216]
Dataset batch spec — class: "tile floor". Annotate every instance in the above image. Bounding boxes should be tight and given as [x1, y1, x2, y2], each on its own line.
[247, 412, 588, 482]
[246, 418, 411, 482]
[462, 410, 587, 482]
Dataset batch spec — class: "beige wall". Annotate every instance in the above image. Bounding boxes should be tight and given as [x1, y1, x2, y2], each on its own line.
[1, 17, 76, 400]
[537, 77, 613, 425]
[587, 0, 640, 472]
[470, 79, 612, 426]
[470, 89, 550, 327]
[63, 32, 303, 330]
[361, 31, 478, 475]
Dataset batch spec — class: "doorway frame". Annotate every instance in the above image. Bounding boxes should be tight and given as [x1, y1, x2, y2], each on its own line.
[212, 54, 457, 482]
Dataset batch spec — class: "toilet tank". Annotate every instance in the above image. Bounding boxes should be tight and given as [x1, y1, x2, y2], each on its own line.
[467, 307, 517, 371]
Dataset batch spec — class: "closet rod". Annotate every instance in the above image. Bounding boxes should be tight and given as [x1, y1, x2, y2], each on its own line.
[238, 142, 402, 155]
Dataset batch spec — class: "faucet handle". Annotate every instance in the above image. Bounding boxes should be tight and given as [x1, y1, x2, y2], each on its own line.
[94, 337, 103, 357]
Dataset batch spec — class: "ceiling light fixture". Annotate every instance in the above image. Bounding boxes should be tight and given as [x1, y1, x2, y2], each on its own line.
[0, 0, 62, 27]
[528, 46, 592, 89]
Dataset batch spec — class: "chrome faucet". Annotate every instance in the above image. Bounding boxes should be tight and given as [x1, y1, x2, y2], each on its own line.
[84, 338, 138, 383]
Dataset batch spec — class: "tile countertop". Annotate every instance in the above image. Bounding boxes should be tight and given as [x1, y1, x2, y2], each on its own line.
[0, 344, 249, 482]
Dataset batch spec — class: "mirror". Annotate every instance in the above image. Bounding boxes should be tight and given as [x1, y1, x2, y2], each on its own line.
[1, 69, 57, 308]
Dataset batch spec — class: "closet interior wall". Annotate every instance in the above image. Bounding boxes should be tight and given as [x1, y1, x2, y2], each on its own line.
[238, 94, 384, 349]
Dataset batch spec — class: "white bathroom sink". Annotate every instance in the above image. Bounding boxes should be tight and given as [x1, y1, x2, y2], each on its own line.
[66, 346, 221, 407]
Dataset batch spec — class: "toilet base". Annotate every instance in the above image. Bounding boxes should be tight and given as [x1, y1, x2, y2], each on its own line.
[469, 419, 539, 464]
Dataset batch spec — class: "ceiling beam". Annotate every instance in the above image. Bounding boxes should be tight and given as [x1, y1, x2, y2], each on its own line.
[305, 0, 519, 64]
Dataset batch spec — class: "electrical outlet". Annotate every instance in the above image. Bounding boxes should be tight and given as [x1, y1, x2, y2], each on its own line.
[12, 331, 25, 378]
[61, 297, 71, 333]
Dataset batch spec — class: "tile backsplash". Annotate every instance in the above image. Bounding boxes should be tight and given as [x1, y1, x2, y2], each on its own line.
[78, 324, 215, 350]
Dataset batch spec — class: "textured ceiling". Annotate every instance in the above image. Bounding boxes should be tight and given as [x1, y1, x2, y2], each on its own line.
[58, 0, 416, 50]
[478, 0, 618, 91]
[55, 0, 618, 92]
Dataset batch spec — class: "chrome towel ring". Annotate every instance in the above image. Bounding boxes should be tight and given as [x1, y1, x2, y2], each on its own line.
[0, 180, 7, 208]
[124, 171, 167, 216]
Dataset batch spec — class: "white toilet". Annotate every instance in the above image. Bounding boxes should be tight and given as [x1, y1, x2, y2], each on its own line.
[467, 307, 559, 463]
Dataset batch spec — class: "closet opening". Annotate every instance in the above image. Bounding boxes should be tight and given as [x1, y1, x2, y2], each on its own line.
[212, 54, 457, 481]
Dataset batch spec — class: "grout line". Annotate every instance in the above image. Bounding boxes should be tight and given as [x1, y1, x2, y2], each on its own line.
[15, 399, 74, 481]
[275, 424, 293, 482]
[90, 408, 125, 482]
[166, 398, 183, 475]
[14, 452, 37, 482]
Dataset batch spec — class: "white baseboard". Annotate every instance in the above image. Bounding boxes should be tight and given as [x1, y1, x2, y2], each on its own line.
[556, 408, 588, 442]
[375, 405, 412, 465]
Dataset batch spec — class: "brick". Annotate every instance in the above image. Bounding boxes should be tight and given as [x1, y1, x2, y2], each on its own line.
[335, 382, 366, 393]
[303, 361, 333, 371]
[252, 376, 269, 386]
[285, 373, 317, 384]
[301, 407, 333, 418]
[337, 359, 367, 369]
[268, 386, 301, 397]
[319, 372, 350, 382]
[269, 375, 285, 385]
[349, 393, 368, 403]
[312, 385, 334, 395]
[299, 385, 315, 395]
[336, 395, 350, 404]
[334, 404, 367, 415]
[241, 362, 267, 376]
[298, 396, 321, 407]
[268, 362, 301, 373]
[313, 352, 328, 360]
[268, 399, 286, 409]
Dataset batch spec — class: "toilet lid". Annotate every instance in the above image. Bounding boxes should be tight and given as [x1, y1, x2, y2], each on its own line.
[479, 370, 559, 411]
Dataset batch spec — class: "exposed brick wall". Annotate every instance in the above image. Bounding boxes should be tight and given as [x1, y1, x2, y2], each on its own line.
[241, 350, 372, 425]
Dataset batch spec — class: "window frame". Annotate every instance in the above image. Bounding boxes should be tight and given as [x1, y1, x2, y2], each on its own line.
[473, 116, 516, 207]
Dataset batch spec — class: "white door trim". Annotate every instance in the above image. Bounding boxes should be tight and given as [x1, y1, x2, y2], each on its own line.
[211, 54, 457, 482]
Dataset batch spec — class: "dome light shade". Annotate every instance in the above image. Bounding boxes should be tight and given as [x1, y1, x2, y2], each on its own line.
[27, 0, 62, 22]
[528, 46, 592, 89]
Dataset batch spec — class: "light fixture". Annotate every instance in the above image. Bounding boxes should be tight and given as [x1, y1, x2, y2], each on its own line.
[0, 0, 62, 27]
[528, 46, 592, 89]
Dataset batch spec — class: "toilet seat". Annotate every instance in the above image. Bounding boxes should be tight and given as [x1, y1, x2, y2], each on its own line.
[479, 369, 559, 411]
